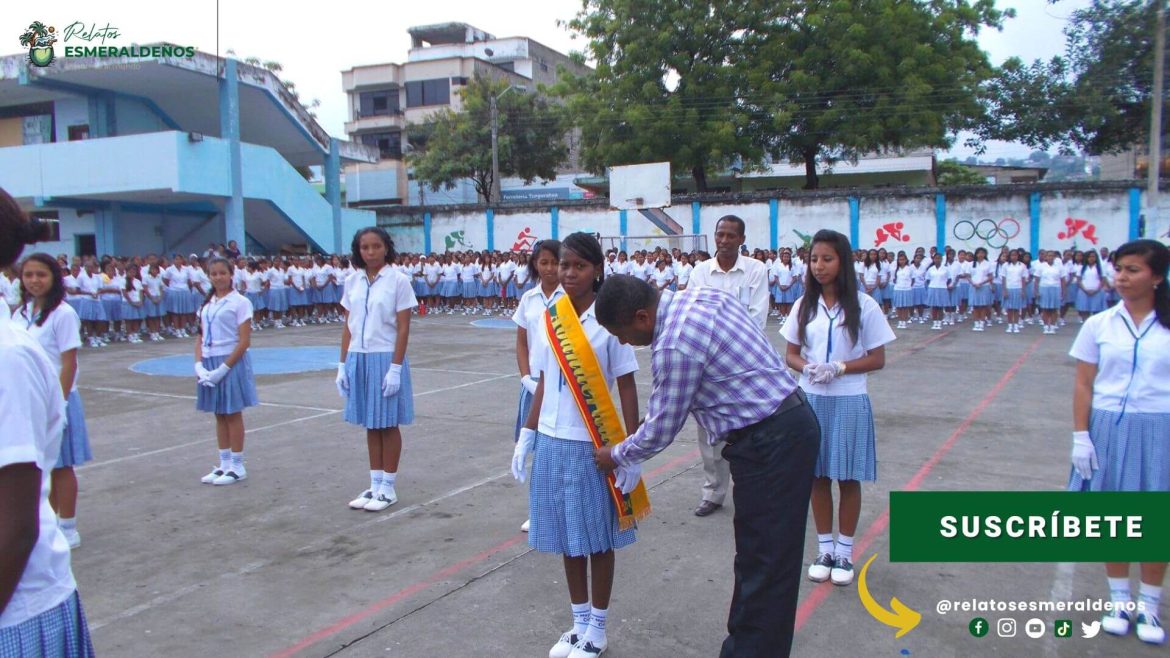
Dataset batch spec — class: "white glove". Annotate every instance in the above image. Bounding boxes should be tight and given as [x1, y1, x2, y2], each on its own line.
[512, 428, 536, 482]
[1071, 430, 1098, 480]
[382, 363, 402, 398]
[202, 363, 231, 387]
[335, 362, 348, 398]
[810, 361, 843, 385]
[195, 362, 210, 382]
[521, 374, 538, 395]
[614, 462, 642, 495]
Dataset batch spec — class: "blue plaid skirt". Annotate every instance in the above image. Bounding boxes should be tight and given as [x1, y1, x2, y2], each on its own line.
[164, 288, 196, 315]
[73, 298, 104, 322]
[1037, 285, 1062, 310]
[892, 289, 915, 309]
[267, 288, 289, 312]
[1076, 289, 1107, 313]
[912, 287, 926, 306]
[440, 281, 461, 298]
[100, 297, 122, 322]
[461, 281, 479, 298]
[287, 288, 309, 307]
[344, 352, 414, 429]
[196, 353, 259, 415]
[57, 391, 92, 469]
[968, 284, 993, 307]
[144, 296, 166, 318]
[805, 392, 877, 481]
[480, 281, 500, 297]
[926, 288, 951, 308]
[528, 432, 637, 556]
[244, 291, 267, 312]
[0, 591, 94, 658]
[120, 301, 146, 321]
[1002, 288, 1025, 311]
[1068, 410, 1170, 492]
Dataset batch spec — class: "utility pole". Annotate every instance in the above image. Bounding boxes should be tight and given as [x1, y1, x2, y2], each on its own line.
[1148, 0, 1166, 229]
[489, 84, 524, 205]
[490, 94, 500, 205]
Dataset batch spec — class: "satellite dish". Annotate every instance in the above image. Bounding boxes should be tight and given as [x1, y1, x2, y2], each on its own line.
[484, 48, 495, 57]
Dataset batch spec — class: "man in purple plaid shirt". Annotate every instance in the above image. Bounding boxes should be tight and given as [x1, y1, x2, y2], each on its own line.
[594, 275, 820, 658]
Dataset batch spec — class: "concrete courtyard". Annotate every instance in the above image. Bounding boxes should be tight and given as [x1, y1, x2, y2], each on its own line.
[66, 310, 1160, 658]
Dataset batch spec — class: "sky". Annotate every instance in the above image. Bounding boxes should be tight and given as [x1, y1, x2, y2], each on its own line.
[10, 0, 1093, 162]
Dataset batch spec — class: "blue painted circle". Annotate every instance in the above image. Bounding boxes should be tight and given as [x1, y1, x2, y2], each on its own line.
[131, 346, 340, 376]
[471, 318, 516, 330]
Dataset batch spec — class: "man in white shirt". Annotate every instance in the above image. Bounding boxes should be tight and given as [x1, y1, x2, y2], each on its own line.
[684, 214, 770, 517]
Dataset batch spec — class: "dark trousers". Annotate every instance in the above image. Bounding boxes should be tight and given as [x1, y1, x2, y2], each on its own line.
[718, 390, 821, 658]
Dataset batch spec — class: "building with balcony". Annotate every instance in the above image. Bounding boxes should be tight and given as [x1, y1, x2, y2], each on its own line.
[341, 23, 589, 207]
[0, 47, 377, 257]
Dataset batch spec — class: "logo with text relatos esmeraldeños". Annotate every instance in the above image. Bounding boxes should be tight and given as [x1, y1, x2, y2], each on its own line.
[19, 20, 196, 68]
[19, 21, 57, 68]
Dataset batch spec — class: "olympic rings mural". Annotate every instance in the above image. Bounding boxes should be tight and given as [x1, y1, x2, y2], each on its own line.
[951, 218, 1022, 249]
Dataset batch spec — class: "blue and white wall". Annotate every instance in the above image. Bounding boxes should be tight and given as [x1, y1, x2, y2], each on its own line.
[379, 183, 1154, 257]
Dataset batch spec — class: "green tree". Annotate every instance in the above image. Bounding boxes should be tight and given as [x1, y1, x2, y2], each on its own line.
[556, 0, 762, 192]
[408, 76, 568, 204]
[980, 0, 1163, 155]
[937, 159, 988, 186]
[743, 0, 1012, 189]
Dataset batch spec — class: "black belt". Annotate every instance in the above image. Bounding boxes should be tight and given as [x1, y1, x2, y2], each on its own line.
[723, 388, 807, 446]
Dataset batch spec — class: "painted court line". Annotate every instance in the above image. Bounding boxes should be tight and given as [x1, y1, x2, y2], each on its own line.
[793, 337, 1042, 631]
[79, 410, 341, 470]
[80, 376, 512, 469]
[92, 446, 703, 636]
[271, 447, 703, 657]
[81, 386, 338, 413]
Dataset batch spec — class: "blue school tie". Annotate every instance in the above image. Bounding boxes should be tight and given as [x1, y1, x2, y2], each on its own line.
[823, 303, 841, 362]
[1116, 313, 1155, 423]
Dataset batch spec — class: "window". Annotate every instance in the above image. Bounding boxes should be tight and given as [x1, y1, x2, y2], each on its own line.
[29, 210, 60, 241]
[360, 131, 402, 159]
[68, 125, 89, 141]
[358, 90, 399, 118]
[451, 77, 469, 86]
[405, 78, 451, 107]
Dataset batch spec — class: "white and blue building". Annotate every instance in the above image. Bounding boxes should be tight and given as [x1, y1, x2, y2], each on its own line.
[0, 47, 377, 257]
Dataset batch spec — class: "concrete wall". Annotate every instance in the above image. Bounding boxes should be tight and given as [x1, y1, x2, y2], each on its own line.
[378, 183, 1155, 256]
[53, 97, 89, 142]
[113, 97, 170, 136]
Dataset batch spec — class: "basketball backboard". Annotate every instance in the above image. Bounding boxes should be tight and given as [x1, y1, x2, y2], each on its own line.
[609, 162, 671, 210]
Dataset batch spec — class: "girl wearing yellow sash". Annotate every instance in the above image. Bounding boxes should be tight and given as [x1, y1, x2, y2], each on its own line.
[512, 232, 641, 658]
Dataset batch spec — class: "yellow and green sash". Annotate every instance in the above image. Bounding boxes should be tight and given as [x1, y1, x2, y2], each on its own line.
[544, 295, 651, 530]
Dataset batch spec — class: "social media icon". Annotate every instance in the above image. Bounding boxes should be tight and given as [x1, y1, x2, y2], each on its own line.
[997, 618, 1017, 638]
[1025, 618, 1045, 639]
[1082, 620, 1102, 638]
[1054, 620, 1072, 638]
[969, 617, 989, 638]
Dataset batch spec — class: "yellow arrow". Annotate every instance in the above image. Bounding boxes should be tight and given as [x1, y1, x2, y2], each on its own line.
[857, 553, 921, 639]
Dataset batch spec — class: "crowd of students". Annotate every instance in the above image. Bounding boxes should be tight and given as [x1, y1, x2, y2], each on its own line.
[2, 194, 1165, 657]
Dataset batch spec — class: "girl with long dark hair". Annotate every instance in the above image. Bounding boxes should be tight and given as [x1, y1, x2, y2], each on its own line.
[19, 252, 92, 548]
[1068, 239, 1170, 645]
[0, 188, 96, 654]
[780, 229, 895, 588]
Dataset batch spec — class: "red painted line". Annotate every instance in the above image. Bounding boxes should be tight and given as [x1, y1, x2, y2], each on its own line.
[271, 447, 702, 658]
[793, 338, 1042, 631]
[647, 447, 701, 479]
[887, 329, 952, 364]
[270, 536, 527, 658]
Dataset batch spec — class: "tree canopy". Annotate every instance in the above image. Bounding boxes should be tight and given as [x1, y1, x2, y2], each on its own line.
[979, 0, 1164, 155]
[557, 0, 1011, 189]
[408, 76, 568, 204]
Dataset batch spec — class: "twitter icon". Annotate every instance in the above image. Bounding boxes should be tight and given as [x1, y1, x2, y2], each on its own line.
[1082, 621, 1101, 639]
